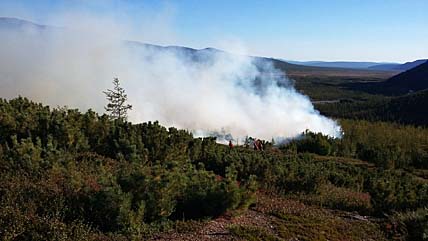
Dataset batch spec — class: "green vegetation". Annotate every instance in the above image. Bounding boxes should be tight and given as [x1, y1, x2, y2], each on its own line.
[292, 61, 428, 128]
[103, 78, 133, 121]
[0, 96, 427, 240]
[293, 75, 391, 101]
[317, 90, 428, 126]
[300, 183, 372, 213]
[390, 208, 428, 240]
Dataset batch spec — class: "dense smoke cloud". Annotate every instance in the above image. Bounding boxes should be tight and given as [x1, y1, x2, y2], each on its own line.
[0, 16, 342, 142]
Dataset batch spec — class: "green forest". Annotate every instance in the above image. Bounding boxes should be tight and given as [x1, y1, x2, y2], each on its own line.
[316, 90, 428, 126]
[1, 96, 427, 240]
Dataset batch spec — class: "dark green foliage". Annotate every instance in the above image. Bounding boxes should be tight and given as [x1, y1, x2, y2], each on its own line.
[0, 97, 427, 239]
[338, 120, 428, 169]
[384, 208, 428, 241]
[293, 74, 390, 102]
[286, 131, 333, 155]
[392, 208, 428, 241]
[0, 97, 255, 239]
[103, 78, 132, 121]
[365, 170, 428, 213]
[380, 60, 428, 94]
[317, 89, 428, 126]
[287, 120, 428, 169]
[346, 60, 428, 95]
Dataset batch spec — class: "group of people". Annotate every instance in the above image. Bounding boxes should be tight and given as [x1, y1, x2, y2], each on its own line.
[228, 139, 264, 151]
[253, 139, 263, 151]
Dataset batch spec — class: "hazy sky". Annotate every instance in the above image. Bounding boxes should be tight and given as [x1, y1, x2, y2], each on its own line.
[1, 0, 427, 62]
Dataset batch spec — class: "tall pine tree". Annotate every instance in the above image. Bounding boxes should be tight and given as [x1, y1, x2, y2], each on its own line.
[103, 78, 132, 121]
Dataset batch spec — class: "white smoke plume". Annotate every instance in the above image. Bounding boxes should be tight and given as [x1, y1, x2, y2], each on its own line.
[0, 15, 342, 142]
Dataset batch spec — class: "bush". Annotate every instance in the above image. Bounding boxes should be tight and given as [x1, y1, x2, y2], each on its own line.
[286, 131, 334, 156]
[303, 183, 372, 214]
[387, 208, 428, 241]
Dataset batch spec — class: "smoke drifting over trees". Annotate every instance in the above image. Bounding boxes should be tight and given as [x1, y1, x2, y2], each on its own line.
[0, 16, 341, 141]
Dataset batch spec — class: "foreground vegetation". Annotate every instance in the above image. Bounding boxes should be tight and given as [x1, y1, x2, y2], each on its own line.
[0, 97, 427, 240]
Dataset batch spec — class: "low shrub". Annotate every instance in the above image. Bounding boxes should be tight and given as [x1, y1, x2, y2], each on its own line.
[303, 183, 372, 214]
[388, 208, 428, 241]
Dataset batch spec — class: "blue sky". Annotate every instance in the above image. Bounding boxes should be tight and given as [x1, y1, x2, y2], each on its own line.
[1, 0, 427, 62]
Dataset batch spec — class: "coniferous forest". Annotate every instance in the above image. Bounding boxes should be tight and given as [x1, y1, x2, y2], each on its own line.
[1, 95, 427, 240]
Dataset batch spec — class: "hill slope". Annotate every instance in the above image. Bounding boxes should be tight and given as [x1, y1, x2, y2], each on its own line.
[317, 89, 428, 126]
[380, 60, 428, 94]
[344, 60, 428, 95]
[1, 97, 427, 240]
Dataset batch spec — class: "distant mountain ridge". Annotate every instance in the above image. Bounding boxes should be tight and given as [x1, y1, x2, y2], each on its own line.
[368, 59, 428, 71]
[0, 17, 399, 78]
[289, 59, 427, 72]
[124, 41, 395, 78]
[0, 17, 48, 31]
[287, 60, 395, 69]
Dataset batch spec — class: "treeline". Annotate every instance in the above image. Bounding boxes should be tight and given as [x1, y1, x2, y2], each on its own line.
[286, 120, 428, 169]
[0, 97, 427, 240]
[316, 89, 428, 126]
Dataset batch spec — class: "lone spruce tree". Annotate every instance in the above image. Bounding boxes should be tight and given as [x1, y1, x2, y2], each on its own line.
[103, 78, 132, 121]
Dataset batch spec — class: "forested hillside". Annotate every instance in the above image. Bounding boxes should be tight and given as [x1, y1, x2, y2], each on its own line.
[317, 89, 428, 126]
[379, 60, 428, 94]
[1, 97, 427, 240]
